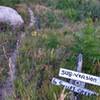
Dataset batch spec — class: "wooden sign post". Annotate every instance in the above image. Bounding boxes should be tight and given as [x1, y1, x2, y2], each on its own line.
[51, 53, 99, 100]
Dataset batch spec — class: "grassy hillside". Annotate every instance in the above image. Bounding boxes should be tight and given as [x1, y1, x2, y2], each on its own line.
[0, 0, 100, 100]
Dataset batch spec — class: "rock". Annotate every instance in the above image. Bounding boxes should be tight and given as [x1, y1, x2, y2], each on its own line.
[0, 6, 24, 31]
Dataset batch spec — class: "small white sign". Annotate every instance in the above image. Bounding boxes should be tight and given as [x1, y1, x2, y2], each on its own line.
[59, 68, 100, 86]
[52, 78, 98, 96]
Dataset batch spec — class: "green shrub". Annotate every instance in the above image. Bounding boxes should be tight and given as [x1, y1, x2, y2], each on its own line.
[44, 33, 60, 49]
[73, 18, 100, 73]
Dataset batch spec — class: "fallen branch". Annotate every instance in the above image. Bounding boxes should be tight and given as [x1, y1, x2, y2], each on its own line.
[28, 7, 35, 28]
[2, 46, 8, 60]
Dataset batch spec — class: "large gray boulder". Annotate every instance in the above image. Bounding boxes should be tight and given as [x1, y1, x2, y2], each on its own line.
[0, 6, 24, 30]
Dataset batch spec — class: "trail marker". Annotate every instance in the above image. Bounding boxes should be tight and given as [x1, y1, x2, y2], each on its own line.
[59, 68, 100, 86]
[51, 53, 99, 99]
[52, 78, 98, 96]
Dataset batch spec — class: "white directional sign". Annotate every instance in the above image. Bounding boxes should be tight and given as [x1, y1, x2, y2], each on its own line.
[59, 68, 100, 86]
[52, 78, 98, 96]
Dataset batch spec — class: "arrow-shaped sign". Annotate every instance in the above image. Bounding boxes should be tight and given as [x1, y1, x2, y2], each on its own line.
[59, 68, 100, 86]
[52, 77, 99, 96]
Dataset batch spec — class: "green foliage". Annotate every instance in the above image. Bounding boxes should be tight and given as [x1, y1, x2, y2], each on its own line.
[73, 18, 100, 73]
[74, 19, 99, 56]
[77, 1, 100, 20]
[44, 33, 60, 49]
[40, 11, 63, 28]
[46, 12, 56, 24]
[0, 0, 21, 6]
[55, 0, 100, 21]
[0, 31, 17, 82]
[14, 31, 70, 99]
[56, 0, 80, 9]
[0, 0, 100, 100]
[14, 78, 37, 100]
[64, 8, 78, 21]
